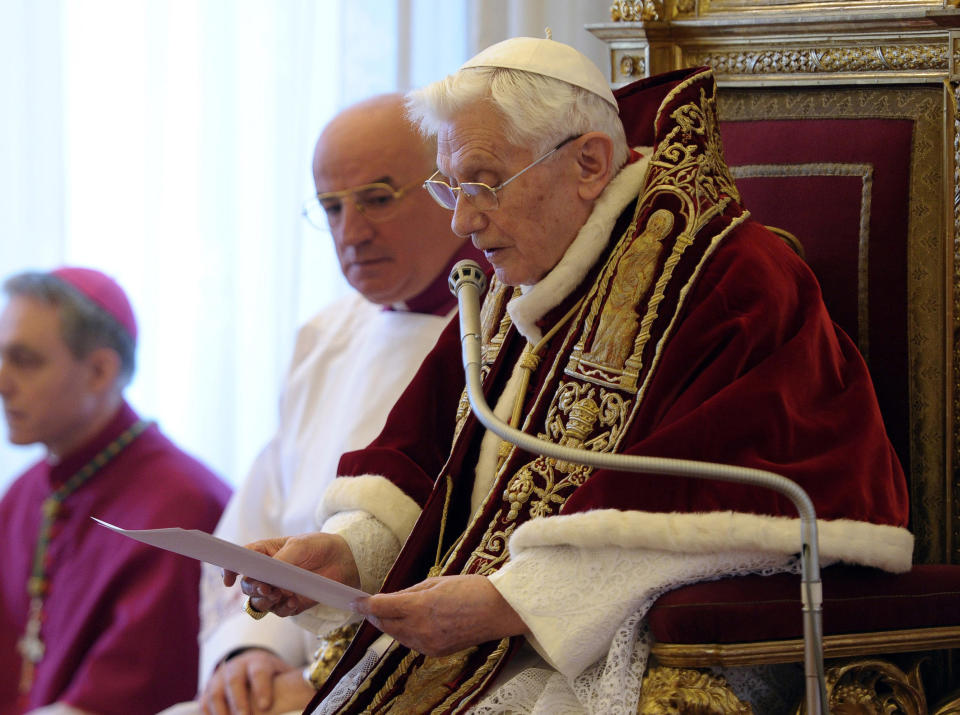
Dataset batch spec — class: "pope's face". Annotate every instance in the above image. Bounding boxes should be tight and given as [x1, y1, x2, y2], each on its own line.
[313, 99, 460, 305]
[0, 295, 97, 455]
[437, 103, 584, 286]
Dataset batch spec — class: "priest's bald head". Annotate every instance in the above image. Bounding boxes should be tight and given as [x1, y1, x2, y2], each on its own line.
[305, 93, 466, 306]
[407, 37, 630, 287]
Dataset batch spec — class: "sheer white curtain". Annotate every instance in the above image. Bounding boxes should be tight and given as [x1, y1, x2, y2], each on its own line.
[0, 0, 612, 492]
[0, 0, 468, 491]
[0, 0, 67, 481]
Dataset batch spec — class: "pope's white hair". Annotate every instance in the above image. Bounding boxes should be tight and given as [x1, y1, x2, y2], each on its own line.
[406, 67, 630, 172]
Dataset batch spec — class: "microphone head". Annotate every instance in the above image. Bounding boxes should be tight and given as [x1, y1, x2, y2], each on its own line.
[448, 259, 487, 296]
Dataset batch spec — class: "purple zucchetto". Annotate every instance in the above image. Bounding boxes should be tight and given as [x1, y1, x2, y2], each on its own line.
[50, 267, 138, 343]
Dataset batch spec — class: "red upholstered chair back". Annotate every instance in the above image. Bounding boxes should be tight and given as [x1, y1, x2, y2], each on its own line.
[720, 115, 910, 470]
[715, 87, 949, 566]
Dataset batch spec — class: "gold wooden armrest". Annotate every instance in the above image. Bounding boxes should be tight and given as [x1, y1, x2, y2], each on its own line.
[765, 225, 805, 259]
[651, 625, 960, 668]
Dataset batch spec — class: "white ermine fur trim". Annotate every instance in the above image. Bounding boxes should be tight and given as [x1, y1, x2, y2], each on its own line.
[508, 510, 914, 573]
[507, 150, 653, 343]
[318, 475, 422, 544]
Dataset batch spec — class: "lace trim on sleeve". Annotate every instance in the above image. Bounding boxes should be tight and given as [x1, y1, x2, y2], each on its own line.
[478, 545, 800, 713]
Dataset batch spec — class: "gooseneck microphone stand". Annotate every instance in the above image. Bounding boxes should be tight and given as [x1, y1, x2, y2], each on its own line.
[448, 259, 829, 714]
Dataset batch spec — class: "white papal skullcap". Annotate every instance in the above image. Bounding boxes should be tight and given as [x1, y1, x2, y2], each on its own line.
[460, 36, 618, 110]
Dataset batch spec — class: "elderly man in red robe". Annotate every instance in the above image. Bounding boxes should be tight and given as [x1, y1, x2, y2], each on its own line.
[229, 38, 911, 713]
[0, 267, 230, 715]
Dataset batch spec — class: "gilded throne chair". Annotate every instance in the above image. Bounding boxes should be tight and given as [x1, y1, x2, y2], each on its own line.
[587, 1, 960, 711]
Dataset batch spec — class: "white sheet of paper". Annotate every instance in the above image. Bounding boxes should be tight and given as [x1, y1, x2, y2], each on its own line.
[91, 517, 367, 612]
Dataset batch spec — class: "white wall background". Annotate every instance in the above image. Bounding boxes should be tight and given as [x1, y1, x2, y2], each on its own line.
[0, 0, 612, 493]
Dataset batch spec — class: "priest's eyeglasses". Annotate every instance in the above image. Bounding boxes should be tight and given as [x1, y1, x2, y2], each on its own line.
[423, 134, 581, 212]
[302, 176, 427, 229]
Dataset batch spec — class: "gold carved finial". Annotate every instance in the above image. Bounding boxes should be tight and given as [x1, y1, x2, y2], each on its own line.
[638, 666, 751, 712]
[544, 26, 552, 40]
[610, 0, 678, 22]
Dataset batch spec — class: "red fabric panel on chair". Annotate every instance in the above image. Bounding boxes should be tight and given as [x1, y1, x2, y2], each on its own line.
[719, 117, 913, 475]
[648, 565, 960, 644]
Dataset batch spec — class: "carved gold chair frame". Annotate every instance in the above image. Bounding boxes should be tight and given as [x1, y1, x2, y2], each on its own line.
[588, 1, 960, 712]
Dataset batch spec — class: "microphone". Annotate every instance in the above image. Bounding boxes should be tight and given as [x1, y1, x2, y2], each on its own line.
[447, 260, 488, 375]
[448, 259, 828, 714]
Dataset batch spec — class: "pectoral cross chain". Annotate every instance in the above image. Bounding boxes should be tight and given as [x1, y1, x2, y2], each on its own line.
[17, 598, 45, 694]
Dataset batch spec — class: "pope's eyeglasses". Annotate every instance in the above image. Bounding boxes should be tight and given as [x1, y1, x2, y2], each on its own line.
[302, 175, 428, 229]
[423, 135, 581, 212]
